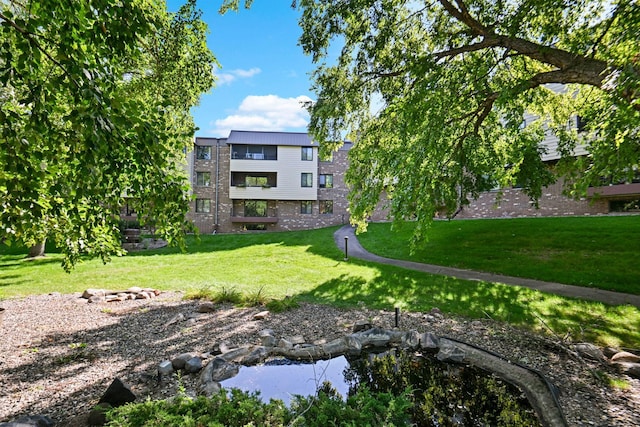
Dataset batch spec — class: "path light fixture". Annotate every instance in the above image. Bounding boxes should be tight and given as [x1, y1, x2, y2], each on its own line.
[344, 236, 349, 261]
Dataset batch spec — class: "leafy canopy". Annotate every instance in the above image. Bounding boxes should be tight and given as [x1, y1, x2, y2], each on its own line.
[0, 0, 217, 269]
[294, 0, 639, 244]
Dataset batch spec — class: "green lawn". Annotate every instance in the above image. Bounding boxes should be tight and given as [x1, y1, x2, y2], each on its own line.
[1, 222, 639, 348]
[357, 216, 640, 294]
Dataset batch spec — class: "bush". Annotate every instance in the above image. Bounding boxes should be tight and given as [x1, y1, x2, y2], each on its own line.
[106, 384, 412, 426]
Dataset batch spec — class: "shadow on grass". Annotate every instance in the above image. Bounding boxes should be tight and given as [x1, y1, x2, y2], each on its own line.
[300, 261, 640, 348]
[0, 227, 345, 261]
[300, 265, 532, 323]
[532, 296, 640, 348]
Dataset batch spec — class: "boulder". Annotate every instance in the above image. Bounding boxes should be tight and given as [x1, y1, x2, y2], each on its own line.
[573, 343, 605, 361]
[353, 320, 374, 333]
[82, 289, 106, 299]
[98, 378, 136, 407]
[158, 360, 174, 376]
[0, 415, 55, 427]
[253, 310, 270, 320]
[185, 357, 203, 373]
[87, 402, 112, 426]
[610, 351, 640, 363]
[171, 353, 195, 370]
[201, 357, 239, 383]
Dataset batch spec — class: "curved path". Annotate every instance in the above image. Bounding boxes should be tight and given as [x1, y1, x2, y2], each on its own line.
[334, 225, 640, 308]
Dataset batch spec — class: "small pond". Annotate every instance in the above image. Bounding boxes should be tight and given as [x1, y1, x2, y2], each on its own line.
[221, 350, 542, 426]
[221, 356, 350, 405]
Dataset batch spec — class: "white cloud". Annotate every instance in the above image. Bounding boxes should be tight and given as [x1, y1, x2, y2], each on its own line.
[214, 67, 261, 86]
[210, 94, 312, 136]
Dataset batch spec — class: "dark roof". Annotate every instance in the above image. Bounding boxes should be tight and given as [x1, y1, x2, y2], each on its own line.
[227, 130, 316, 146]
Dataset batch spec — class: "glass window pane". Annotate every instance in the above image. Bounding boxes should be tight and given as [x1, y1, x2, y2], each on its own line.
[301, 173, 313, 187]
[196, 199, 211, 213]
[196, 172, 211, 186]
[319, 174, 333, 188]
[196, 146, 211, 160]
[300, 201, 312, 214]
[319, 200, 333, 214]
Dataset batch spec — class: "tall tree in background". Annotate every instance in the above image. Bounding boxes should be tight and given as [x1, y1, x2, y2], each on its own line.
[0, 0, 216, 269]
[294, 0, 639, 245]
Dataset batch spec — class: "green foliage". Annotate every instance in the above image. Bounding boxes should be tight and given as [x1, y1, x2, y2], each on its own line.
[345, 352, 540, 426]
[298, 0, 640, 246]
[244, 285, 270, 306]
[106, 389, 288, 426]
[289, 381, 412, 426]
[186, 284, 297, 309]
[0, 0, 217, 270]
[106, 384, 412, 427]
[266, 296, 300, 313]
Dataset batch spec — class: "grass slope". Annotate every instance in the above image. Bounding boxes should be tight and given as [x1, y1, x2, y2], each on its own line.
[357, 216, 640, 294]
[1, 220, 639, 348]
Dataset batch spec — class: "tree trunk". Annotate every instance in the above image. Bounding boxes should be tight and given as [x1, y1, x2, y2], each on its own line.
[27, 239, 46, 258]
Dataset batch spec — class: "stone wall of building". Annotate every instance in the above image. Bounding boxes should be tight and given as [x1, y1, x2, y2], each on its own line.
[456, 179, 608, 219]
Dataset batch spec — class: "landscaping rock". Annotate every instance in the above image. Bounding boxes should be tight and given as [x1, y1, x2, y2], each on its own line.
[185, 357, 203, 373]
[353, 320, 373, 332]
[98, 378, 136, 407]
[573, 343, 605, 361]
[610, 351, 640, 363]
[171, 353, 195, 370]
[0, 415, 55, 427]
[200, 357, 240, 383]
[87, 402, 111, 426]
[253, 310, 270, 320]
[158, 360, 174, 376]
[82, 287, 161, 303]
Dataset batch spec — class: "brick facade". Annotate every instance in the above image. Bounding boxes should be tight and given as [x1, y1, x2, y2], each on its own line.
[456, 178, 609, 219]
[187, 135, 352, 234]
[186, 131, 636, 233]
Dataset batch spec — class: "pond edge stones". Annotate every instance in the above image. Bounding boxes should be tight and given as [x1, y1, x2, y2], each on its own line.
[193, 326, 567, 427]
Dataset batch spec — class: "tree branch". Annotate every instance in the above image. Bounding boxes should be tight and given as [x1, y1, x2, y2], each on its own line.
[0, 11, 80, 89]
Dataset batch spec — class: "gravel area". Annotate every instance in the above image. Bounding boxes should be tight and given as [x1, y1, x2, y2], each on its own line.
[0, 292, 638, 426]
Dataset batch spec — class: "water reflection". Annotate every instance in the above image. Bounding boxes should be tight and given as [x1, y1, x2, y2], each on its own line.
[221, 356, 350, 405]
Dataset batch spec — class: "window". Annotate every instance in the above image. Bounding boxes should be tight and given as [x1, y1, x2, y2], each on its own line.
[576, 115, 588, 133]
[196, 172, 211, 187]
[232, 172, 276, 187]
[231, 144, 277, 160]
[245, 200, 267, 217]
[319, 200, 333, 214]
[195, 199, 211, 213]
[301, 173, 313, 187]
[301, 147, 313, 161]
[196, 146, 211, 160]
[319, 174, 333, 188]
[246, 176, 268, 187]
[300, 201, 313, 214]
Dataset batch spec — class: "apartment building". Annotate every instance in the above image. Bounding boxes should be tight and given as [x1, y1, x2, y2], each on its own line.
[187, 130, 353, 233]
[457, 94, 640, 218]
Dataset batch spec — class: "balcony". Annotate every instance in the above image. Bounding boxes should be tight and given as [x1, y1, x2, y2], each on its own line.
[230, 207, 278, 224]
[587, 183, 640, 198]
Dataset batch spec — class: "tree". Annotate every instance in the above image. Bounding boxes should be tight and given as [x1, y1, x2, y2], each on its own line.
[0, 0, 216, 269]
[293, 0, 639, 245]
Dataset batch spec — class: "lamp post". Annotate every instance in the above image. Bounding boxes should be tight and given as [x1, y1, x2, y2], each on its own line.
[344, 236, 349, 261]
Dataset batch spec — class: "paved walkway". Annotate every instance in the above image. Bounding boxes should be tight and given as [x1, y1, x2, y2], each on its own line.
[334, 225, 640, 308]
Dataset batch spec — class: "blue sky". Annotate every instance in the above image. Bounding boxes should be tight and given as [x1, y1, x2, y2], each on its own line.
[167, 1, 317, 138]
